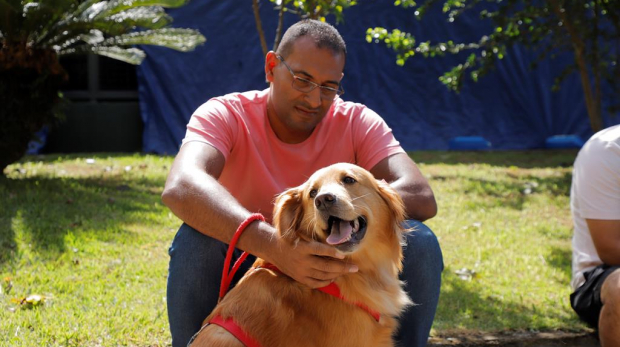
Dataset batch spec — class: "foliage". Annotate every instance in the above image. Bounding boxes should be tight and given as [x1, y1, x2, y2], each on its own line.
[253, 0, 357, 56]
[367, 0, 620, 132]
[0, 151, 587, 345]
[0, 0, 206, 174]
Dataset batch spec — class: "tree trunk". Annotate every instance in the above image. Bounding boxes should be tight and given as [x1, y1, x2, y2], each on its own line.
[548, 0, 603, 132]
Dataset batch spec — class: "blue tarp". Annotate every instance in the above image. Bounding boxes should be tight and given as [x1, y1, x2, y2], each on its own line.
[137, 0, 618, 154]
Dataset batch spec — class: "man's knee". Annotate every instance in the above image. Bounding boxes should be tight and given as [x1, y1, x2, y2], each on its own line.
[402, 220, 444, 271]
[169, 223, 226, 261]
[601, 269, 620, 311]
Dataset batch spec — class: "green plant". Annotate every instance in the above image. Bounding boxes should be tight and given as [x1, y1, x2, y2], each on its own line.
[0, 0, 206, 175]
[252, 0, 358, 56]
[367, 0, 620, 132]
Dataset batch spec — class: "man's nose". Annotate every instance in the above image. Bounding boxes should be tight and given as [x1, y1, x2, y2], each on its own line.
[305, 87, 322, 108]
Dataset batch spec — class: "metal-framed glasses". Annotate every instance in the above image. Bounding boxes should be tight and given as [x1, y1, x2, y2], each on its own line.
[276, 54, 344, 100]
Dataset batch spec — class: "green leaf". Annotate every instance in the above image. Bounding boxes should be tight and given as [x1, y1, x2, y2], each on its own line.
[92, 46, 146, 64]
[102, 28, 206, 52]
[61, 45, 147, 64]
[94, 0, 189, 18]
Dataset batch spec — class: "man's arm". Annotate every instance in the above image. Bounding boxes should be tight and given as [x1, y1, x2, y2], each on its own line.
[370, 152, 437, 221]
[588, 219, 620, 265]
[161, 141, 357, 288]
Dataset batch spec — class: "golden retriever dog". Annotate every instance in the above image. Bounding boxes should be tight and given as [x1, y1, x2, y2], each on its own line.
[190, 163, 412, 347]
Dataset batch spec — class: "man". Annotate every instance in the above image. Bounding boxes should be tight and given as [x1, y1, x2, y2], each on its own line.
[162, 19, 443, 347]
[570, 124, 620, 346]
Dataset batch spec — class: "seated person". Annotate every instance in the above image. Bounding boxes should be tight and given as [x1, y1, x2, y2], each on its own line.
[570, 124, 620, 346]
[162, 19, 444, 347]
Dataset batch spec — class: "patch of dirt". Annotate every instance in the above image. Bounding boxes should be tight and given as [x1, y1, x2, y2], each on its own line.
[428, 329, 598, 346]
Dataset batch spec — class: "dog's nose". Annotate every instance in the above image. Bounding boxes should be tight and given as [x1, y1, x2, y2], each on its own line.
[315, 193, 336, 210]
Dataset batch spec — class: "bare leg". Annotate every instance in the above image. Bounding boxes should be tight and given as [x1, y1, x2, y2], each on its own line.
[600, 269, 620, 347]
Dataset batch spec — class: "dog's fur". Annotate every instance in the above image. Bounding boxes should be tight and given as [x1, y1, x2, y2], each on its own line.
[190, 163, 412, 347]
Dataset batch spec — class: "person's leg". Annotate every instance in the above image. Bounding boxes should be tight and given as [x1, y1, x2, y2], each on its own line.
[395, 220, 444, 347]
[166, 223, 255, 347]
[599, 269, 620, 347]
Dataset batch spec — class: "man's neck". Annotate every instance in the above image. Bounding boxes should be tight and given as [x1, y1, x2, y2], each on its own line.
[266, 100, 313, 144]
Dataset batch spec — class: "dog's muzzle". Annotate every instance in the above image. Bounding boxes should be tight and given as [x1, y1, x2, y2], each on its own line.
[325, 216, 368, 252]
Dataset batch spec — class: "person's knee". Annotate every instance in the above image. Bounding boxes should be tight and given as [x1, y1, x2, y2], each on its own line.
[601, 269, 620, 313]
[169, 223, 224, 258]
[402, 220, 444, 271]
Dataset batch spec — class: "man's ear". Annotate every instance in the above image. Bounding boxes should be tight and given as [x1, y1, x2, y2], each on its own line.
[265, 51, 278, 83]
[273, 187, 303, 239]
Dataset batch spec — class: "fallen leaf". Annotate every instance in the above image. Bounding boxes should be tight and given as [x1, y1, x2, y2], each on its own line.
[455, 268, 477, 281]
[12, 294, 47, 309]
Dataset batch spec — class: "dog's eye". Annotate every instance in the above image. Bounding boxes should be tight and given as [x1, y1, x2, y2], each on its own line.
[343, 176, 356, 184]
[309, 189, 318, 198]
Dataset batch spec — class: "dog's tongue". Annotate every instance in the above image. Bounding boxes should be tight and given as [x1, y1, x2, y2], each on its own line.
[326, 220, 354, 245]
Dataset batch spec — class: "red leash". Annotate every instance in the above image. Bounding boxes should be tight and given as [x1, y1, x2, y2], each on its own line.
[219, 213, 265, 300]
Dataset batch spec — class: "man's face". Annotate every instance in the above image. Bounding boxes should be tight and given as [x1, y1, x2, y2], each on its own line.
[267, 36, 345, 144]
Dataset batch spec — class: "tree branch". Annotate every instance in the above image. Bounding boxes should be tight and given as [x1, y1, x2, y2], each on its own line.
[252, 0, 268, 57]
[273, 2, 285, 52]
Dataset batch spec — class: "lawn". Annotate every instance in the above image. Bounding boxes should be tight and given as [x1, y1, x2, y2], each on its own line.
[0, 150, 588, 346]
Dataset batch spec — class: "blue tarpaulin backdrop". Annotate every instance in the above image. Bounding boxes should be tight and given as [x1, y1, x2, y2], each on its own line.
[137, 0, 618, 154]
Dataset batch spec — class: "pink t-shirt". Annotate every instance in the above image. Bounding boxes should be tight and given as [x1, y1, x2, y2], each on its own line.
[182, 89, 404, 220]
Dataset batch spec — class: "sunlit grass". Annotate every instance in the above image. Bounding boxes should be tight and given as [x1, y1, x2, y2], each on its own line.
[0, 150, 588, 346]
[414, 150, 585, 334]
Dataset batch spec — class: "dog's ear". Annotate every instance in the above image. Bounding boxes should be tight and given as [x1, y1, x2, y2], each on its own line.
[376, 179, 407, 226]
[272, 187, 303, 240]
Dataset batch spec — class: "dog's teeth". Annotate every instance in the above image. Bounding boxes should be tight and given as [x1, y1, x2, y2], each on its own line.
[352, 219, 359, 232]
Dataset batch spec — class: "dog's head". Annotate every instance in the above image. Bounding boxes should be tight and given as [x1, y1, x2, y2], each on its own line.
[273, 163, 407, 257]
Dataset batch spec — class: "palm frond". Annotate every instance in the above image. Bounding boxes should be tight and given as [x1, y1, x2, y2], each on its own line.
[93, 0, 188, 18]
[102, 28, 206, 52]
[22, 1, 76, 42]
[61, 45, 146, 64]
[41, 6, 172, 48]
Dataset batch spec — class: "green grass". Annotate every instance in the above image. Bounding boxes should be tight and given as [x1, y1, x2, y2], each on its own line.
[0, 150, 588, 346]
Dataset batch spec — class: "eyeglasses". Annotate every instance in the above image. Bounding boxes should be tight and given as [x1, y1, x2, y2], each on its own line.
[276, 54, 344, 100]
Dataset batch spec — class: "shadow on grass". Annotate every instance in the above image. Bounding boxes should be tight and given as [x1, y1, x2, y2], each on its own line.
[435, 171, 572, 211]
[411, 150, 579, 169]
[546, 246, 573, 284]
[0, 173, 166, 264]
[434, 267, 579, 331]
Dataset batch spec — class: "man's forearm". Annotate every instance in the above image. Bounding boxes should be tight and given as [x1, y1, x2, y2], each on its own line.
[161, 167, 278, 259]
[391, 180, 437, 221]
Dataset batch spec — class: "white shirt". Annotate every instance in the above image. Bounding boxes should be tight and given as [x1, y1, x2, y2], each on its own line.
[570, 125, 620, 290]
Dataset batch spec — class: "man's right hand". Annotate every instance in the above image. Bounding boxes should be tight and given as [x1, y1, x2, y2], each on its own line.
[266, 235, 359, 288]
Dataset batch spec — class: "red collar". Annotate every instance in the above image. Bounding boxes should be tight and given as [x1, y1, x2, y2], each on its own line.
[257, 263, 381, 322]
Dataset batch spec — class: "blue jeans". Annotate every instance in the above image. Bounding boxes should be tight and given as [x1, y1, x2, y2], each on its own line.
[167, 220, 443, 347]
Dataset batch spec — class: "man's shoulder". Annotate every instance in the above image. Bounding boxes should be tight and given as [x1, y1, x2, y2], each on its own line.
[217, 89, 267, 104]
[588, 124, 620, 147]
[199, 89, 268, 118]
[330, 98, 384, 123]
[331, 98, 366, 113]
